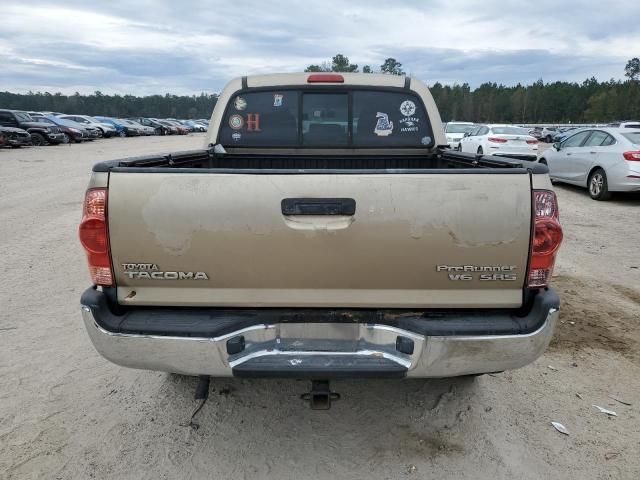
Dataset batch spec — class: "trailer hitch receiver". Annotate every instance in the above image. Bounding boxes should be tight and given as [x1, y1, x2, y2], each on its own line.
[300, 380, 340, 410]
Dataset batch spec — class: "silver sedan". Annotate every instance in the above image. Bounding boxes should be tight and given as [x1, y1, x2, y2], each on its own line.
[537, 127, 640, 200]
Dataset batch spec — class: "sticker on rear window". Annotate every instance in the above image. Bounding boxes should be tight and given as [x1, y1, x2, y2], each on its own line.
[273, 94, 283, 107]
[232, 132, 241, 141]
[246, 113, 261, 132]
[234, 96, 247, 111]
[229, 114, 244, 130]
[374, 112, 393, 136]
[399, 100, 416, 116]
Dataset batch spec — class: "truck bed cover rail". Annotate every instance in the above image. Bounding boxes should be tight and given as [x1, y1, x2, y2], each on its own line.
[93, 148, 547, 174]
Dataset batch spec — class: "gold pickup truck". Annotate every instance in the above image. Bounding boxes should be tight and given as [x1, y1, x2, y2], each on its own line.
[79, 73, 563, 408]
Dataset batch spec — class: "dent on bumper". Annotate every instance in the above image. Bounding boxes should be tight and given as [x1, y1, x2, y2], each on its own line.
[81, 303, 559, 378]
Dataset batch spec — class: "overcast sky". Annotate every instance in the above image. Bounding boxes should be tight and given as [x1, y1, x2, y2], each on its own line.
[1, 0, 638, 96]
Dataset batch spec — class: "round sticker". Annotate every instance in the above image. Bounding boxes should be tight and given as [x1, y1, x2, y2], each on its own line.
[400, 100, 416, 116]
[229, 114, 244, 130]
[234, 96, 247, 111]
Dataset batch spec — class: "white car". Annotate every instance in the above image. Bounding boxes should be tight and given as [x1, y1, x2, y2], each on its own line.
[444, 121, 475, 149]
[537, 127, 640, 200]
[459, 124, 538, 160]
[58, 115, 117, 138]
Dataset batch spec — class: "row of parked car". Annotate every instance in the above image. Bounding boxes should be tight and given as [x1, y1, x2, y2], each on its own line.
[444, 120, 640, 201]
[0, 109, 209, 147]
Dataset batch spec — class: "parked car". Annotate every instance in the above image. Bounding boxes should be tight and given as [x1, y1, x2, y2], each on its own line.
[444, 121, 475, 149]
[130, 117, 170, 135]
[180, 119, 207, 132]
[58, 115, 117, 138]
[459, 124, 538, 160]
[539, 127, 561, 143]
[607, 121, 640, 129]
[164, 120, 189, 135]
[0, 109, 65, 145]
[36, 115, 90, 143]
[537, 127, 640, 200]
[94, 117, 140, 137]
[0, 125, 31, 147]
[552, 127, 577, 143]
[79, 72, 562, 409]
[529, 127, 543, 140]
[156, 120, 180, 134]
[119, 119, 152, 136]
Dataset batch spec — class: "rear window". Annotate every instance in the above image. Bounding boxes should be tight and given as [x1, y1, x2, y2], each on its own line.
[218, 89, 433, 148]
[491, 126, 529, 135]
[445, 123, 474, 134]
[622, 132, 640, 145]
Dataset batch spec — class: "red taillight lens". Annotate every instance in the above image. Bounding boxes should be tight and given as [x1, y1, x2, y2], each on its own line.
[79, 188, 113, 286]
[526, 139, 538, 145]
[488, 137, 508, 143]
[307, 74, 344, 83]
[527, 190, 563, 288]
[623, 151, 640, 161]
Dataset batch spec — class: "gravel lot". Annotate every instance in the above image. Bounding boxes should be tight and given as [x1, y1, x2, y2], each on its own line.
[1, 136, 639, 479]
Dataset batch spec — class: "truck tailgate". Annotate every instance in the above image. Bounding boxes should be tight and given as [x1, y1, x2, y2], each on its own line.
[107, 172, 531, 308]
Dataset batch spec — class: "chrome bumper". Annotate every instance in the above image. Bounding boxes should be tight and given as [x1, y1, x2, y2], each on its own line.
[81, 306, 558, 378]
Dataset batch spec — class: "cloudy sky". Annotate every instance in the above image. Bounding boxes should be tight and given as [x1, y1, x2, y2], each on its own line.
[1, 0, 638, 95]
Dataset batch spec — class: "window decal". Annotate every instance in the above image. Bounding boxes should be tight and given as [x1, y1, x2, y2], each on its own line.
[229, 114, 244, 130]
[234, 96, 247, 111]
[374, 112, 393, 136]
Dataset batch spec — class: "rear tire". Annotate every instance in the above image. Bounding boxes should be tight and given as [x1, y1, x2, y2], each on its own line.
[588, 168, 612, 201]
[30, 133, 46, 146]
[118, 131, 126, 138]
[62, 133, 71, 144]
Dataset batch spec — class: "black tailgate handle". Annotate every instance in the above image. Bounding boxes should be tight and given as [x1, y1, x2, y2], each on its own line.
[281, 198, 356, 216]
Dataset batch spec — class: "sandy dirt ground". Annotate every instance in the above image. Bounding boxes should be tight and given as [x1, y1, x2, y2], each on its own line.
[1, 137, 639, 480]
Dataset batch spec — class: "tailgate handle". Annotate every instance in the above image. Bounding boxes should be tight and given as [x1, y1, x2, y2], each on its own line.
[281, 198, 356, 216]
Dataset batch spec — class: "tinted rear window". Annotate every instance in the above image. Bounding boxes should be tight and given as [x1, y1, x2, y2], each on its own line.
[218, 89, 433, 148]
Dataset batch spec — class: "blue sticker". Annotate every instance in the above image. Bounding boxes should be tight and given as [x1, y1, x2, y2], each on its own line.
[273, 94, 283, 107]
[374, 112, 393, 136]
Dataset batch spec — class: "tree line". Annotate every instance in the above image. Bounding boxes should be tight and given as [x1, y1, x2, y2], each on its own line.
[1, 55, 639, 122]
[0, 91, 218, 119]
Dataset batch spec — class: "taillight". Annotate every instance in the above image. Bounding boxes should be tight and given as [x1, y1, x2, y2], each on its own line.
[526, 139, 538, 145]
[623, 151, 640, 161]
[488, 137, 507, 143]
[527, 190, 563, 288]
[307, 74, 344, 83]
[79, 188, 113, 286]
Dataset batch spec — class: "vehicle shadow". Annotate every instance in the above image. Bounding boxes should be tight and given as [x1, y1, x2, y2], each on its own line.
[151, 373, 483, 474]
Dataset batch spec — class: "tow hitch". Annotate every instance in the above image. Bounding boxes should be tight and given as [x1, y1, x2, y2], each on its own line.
[300, 380, 340, 410]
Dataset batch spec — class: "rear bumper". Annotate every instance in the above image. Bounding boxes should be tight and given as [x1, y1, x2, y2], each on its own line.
[81, 288, 559, 378]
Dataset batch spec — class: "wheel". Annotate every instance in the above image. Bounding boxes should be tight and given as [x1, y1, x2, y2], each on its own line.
[62, 133, 71, 144]
[545, 135, 553, 143]
[477, 146, 483, 155]
[588, 168, 612, 200]
[118, 131, 126, 138]
[30, 133, 46, 146]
